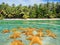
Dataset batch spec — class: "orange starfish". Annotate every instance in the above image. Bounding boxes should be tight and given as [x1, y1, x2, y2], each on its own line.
[2, 30, 10, 33]
[36, 28, 44, 37]
[10, 31, 21, 39]
[27, 35, 42, 45]
[46, 30, 56, 39]
[11, 40, 24, 45]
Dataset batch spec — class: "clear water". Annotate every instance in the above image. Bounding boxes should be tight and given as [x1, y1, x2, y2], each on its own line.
[0, 20, 60, 45]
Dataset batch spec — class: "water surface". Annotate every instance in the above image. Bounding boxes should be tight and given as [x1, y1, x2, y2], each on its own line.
[0, 20, 60, 45]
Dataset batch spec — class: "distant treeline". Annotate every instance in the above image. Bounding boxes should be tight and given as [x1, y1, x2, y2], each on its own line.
[0, 2, 60, 19]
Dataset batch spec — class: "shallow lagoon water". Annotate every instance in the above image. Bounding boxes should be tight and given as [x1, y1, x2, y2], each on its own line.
[0, 20, 60, 45]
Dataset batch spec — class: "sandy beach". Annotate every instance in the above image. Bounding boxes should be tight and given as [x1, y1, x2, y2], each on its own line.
[4, 18, 60, 20]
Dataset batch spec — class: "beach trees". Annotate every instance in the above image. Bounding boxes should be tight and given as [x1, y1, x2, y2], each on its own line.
[23, 12, 29, 19]
[56, 3, 60, 18]
[0, 2, 60, 18]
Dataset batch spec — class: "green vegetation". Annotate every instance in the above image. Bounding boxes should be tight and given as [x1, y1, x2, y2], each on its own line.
[0, 2, 60, 19]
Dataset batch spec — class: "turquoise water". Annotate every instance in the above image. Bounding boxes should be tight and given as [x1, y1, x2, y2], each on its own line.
[0, 20, 60, 45]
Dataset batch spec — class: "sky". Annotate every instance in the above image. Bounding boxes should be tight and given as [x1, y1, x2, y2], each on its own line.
[0, 0, 60, 6]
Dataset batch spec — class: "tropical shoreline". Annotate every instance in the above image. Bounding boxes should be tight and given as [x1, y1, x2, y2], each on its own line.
[4, 18, 60, 20]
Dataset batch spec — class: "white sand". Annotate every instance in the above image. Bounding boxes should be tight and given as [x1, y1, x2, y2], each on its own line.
[4, 18, 60, 20]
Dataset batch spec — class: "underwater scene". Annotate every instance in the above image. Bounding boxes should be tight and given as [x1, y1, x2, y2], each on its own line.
[0, 20, 60, 45]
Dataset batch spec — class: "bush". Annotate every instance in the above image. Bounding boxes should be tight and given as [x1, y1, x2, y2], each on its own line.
[23, 15, 29, 19]
[0, 14, 4, 20]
